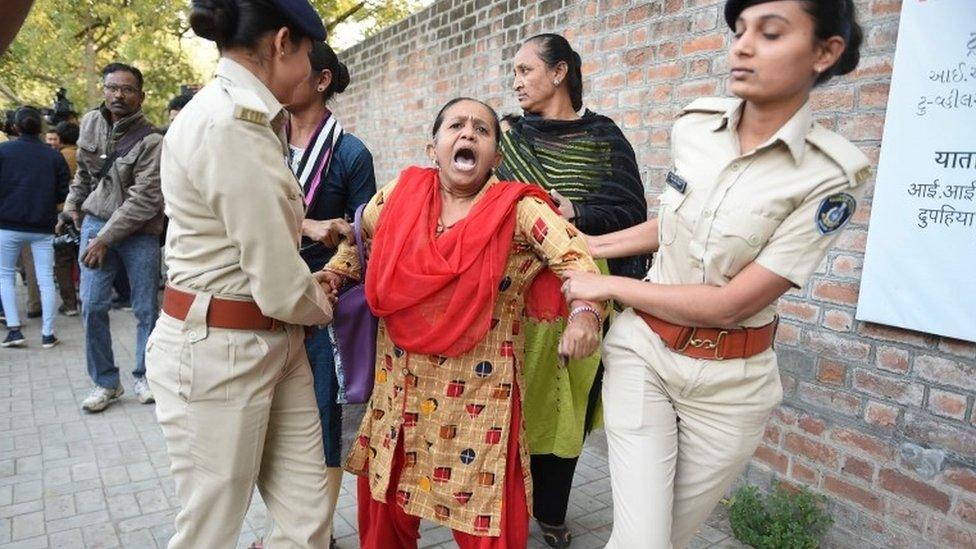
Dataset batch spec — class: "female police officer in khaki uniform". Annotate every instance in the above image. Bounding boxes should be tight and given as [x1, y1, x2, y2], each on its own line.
[145, 1, 340, 547]
[563, 1, 870, 547]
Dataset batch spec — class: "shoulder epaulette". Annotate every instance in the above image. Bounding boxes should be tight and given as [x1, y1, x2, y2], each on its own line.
[807, 124, 872, 187]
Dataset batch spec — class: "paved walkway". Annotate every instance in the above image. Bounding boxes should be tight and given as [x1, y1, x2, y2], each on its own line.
[0, 283, 743, 548]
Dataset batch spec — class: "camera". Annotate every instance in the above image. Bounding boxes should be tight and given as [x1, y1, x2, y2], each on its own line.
[41, 88, 76, 126]
[53, 213, 80, 249]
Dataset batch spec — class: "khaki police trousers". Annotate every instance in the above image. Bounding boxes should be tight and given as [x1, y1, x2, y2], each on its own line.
[146, 293, 334, 549]
[602, 309, 782, 549]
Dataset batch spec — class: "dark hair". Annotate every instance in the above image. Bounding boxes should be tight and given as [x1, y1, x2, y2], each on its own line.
[431, 97, 502, 146]
[14, 107, 42, 135]
[168, 94, 193, 111]
[55, 121, 79, 145]
[525, 33, 583, 111]
[310, 41, 350, 102]
[802, 0, 863, 85]
[101, 62, 144, 90]
[190, 0, 305, 52]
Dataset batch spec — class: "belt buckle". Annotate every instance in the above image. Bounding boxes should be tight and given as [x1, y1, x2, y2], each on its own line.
[679, 328, 728, 360]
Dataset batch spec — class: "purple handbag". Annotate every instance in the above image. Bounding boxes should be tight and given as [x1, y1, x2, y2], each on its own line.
[332, 204, 378, 404]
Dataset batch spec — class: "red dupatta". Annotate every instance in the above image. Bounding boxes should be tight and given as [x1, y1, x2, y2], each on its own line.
[365, 166, 563, 357]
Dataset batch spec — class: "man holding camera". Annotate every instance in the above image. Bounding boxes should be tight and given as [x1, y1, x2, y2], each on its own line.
[60, 62, 163, 413]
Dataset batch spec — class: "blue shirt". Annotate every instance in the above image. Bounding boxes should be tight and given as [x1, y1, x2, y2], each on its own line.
[299, 132, 377, 271]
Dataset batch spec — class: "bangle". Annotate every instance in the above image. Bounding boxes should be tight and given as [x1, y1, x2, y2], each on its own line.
[568, 305, 601, 327]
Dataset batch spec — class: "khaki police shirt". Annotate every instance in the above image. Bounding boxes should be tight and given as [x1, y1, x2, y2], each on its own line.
[651, 97, 870, 327]
[160, 58, 332, 326]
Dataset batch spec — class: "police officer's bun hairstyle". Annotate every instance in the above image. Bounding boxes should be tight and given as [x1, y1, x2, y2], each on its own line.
[190, 0, 305, 51]
[803, 0, 863, 85]
[310, 42, 350, 102]
[431, 97, 502, 147]
[14, 107, 42, 136]
[525, 33, 583, 112]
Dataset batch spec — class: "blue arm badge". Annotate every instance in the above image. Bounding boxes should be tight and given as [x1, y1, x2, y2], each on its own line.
[816, 193, 856, 235]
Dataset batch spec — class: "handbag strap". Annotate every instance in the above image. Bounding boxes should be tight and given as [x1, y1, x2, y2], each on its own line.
[353, 203, 368, 276]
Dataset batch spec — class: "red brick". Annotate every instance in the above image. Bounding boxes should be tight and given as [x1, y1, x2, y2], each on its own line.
[879, 468, 951, 513]
[905, 412, 976, 457]
[773, 407, 799, 426]
[833, 228, 868, 252]
[797, 383, 862, 417]
[823, 309, 854, 332]
[870, 0, 902, 16]
[790, 461, 818, 484]
[875, 346, 910, 374]
[817, 359, 846, 386]
[853, 369, 924, 406]
[858, 322, 931, 347]
[937, 338, 976, 359]
[624, 3, 655, 24]
[830, 428, 894, 460]
[956, 498, 976, 525]
[805, 332, 871, 362]
[775, 322, 800, 346]
[929, 518, 975, 548]
[784, 432, 838, 468]
[763, 424, 781, 445]
[851, 55, 893, 78]
[842, 456, 874, 482]
[915, 355, 976, 393]
[944, 467, 976, 494]
[799, 415, 826, 436]
[810, 87, 854, 110]
[887, 500, 928, 535]
[830, 254, 862, 278]
[680, 33, 725, 54]
[812, 280, 860, 306]
[777, 298, 819, 323]
[754, 445, 788, 474]
[646, 62, 683, 80]
[676, 79, 718, 100]
[824, 475, 882, 512]
[858, 82, 890, 108]
[623, 46, 652, 66]
[864, 400, 899, 429]
[928, 389, 968, 421]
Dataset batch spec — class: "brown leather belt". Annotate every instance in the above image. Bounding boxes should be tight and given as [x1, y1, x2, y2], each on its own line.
[636, 311, 777, 361]
[162, 285, 280, 331]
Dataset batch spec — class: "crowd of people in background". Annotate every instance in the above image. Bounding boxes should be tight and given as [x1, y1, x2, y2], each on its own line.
[0, 0, 871, 547]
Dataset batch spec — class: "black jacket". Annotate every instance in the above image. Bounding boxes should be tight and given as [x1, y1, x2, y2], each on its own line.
[0, 135, 70, 233]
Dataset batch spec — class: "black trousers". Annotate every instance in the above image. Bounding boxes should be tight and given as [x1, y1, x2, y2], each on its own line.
[530, 362, 605, 525]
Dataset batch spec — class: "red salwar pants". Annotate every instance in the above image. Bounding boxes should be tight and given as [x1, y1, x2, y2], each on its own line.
[357, 386, 529, 549]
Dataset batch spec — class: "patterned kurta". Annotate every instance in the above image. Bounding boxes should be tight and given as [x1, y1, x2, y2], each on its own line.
[325, 175, 601, 536]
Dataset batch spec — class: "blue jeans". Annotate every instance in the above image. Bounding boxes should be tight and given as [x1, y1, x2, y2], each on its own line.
[0, 229, 56, 335]
[306, 326, 343, 467]
[79, 216, 160, 388]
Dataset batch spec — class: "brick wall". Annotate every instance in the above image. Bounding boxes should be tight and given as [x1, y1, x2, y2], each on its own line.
[333, 1, 976, 546]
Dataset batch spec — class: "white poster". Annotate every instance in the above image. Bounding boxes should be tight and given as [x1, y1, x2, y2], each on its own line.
[857, 0, 976, 343]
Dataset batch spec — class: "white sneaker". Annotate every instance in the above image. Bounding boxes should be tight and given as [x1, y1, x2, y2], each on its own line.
[133, 377, 155, 404]
[81, 385, 124, 413]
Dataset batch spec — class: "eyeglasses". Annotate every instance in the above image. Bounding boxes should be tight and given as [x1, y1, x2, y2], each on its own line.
[103, 84, 140, 96]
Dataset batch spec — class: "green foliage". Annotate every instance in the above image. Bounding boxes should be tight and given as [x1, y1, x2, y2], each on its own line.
[0, 0, 425, 124]
[728, 484, 834, 549]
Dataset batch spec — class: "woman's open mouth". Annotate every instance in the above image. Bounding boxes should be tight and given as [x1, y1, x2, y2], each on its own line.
[453, 147, 477, 172]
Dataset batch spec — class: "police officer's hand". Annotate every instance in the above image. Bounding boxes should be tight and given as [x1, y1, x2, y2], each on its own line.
[303, 218, 354, 248]
[82, 237, 108, 268]
[562, 270, 611, 303]
[558, 310, 600, 362]
[314, 269, 346, 295]
[549, 190, 576, 221]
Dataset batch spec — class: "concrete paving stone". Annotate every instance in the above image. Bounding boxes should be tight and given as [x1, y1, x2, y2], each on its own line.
[151, 521, 176, 547]
[15, 455, 42, 474]
[135, 489, 169, 514]
[44, 478, 103, 498]
[74, 488, 108, 514]
[119, 528, 157, 549]
[11, 510, 45, 540]
[99, 464, 130, 487]
[41, 467, 71, 489]
[0, 460, 16, 478]
[105, 479, 160, 498]
[41, 444, 69, 461]
[48, 528, 85, 548]
[82, 521, 122, 548]
[0, 516, 10, 544]
[0, 500, 44, 519]
[46, 510, 111, 534]
[117, 509, 176, 533]
[0, 485, 12, 506]
[43, 495, 76, 521]
[13, 480, 43, 504]
[70, 461, 99, 482]
[698, 521, 731, 543]
[2, 534, 49, 549]
[125, 461, 156, 482]
[107, 493, 140, 520]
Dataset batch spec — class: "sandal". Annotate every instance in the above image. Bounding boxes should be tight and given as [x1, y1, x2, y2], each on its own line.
[538, 520, 572, 548]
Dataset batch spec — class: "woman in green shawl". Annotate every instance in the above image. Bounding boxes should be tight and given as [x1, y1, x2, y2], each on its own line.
[498, 33, 648, 548]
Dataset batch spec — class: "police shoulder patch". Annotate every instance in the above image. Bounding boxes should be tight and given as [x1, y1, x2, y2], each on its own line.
[816, 193, 856, 235]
